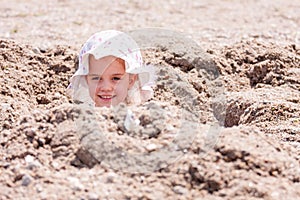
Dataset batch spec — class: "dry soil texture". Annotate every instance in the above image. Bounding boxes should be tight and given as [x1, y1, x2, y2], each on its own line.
[0, 0, 300, 200]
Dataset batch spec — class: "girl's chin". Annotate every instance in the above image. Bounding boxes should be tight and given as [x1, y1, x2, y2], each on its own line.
[96, 104, 111, 107]
[95, 99, 119, 107]
[95, 101, 113, 107]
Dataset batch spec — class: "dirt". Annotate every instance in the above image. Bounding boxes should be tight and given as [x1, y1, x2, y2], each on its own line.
[0, 0, 300, 199]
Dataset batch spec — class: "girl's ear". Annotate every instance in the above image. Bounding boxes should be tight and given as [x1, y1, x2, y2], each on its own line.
[128, 74, 137, 89]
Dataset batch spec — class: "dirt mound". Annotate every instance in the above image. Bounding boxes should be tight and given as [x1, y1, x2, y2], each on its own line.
[1, 38, 300, 199]
[211, 40, 300, 165]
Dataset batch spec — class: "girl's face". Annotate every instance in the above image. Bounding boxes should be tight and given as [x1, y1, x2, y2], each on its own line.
[86, 55, 136, 107]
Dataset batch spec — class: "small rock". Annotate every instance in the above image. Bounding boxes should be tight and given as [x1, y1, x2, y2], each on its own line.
[271, 191, 280, 198]
[68, 177, 84, 191]
[140, 175, 145, 183]
[22, 174, 33, 186]
[106, 172, 117, 183]
[0, 161, 10, 168]
[5, 32, 10, 38]
[36, 94, 51, 104]
[124, 109, 140, 132]
[32, 47, 41, 54]
[173, 185, 188, 195]
[37, 138, 45, 146]
[35, 184, 43, 193]
[40, 192, 57, 200]
[24, 128, 36, 138]
[146, 143, 157, 152]
[165, 124, 175, 132]
[1, 103, 12, 111]
[53, 92, 61, 100]
[25, 155, 41, 169]
[88, 192, 99, 200]
[51, 161, 59, 169]
[2, 130, 11, 137]
[25, 155, 34, 163]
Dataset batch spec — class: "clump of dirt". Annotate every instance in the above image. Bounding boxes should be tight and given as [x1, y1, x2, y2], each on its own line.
[210, 40, 300, 165]
[1, 38, 300, 200]
[0, 39, 76, 130]
[213, 40, 300, 91]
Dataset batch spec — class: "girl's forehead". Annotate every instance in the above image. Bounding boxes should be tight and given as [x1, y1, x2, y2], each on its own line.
[89, 55, 126, 75]
[89, 55, 125, 65]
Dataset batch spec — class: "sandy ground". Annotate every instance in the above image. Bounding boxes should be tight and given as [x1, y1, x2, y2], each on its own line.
[0, 0, 300, 199]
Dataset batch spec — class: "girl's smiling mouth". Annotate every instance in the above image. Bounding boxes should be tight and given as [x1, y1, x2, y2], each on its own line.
[97, 95, 116, 101]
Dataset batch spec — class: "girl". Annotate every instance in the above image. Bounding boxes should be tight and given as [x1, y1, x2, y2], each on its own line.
[67, 30, 155, 107]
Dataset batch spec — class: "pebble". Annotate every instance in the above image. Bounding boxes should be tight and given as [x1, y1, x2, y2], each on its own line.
[32, 47, 41, 54]
[40, 192, 57, 200]
[124, 109, 140, 132]
[0, 161, 10, 168]
[1, 103, 12, 111]
[146, 143, 157, 152]
[88, 192, 99, 200]
[25, 155, 41, 169]
[36, 184, 43, 193]
[165, 124, 175, 132]
[271, 191, 280, 198]
[106, 172, 117, 183]
[25, 155, 34, 163]
[24, 128, 36, 138]
[51, 161, 59, 169]
[2, 129, 11, 137]
[21, 174, 33, 186]
[173, 185, 188, 195]
[53, 92, 61, 100]
[68, 177, 84, 191]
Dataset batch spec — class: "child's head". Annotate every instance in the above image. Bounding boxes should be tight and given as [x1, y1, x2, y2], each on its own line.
[86, 55, 137, 107]
[68, 30, 155, 107]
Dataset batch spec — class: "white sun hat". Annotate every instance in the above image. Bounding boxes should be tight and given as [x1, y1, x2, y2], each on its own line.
[67, 30, 156, 105]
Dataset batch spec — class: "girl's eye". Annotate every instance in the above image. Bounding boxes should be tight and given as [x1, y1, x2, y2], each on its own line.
[112, 77, 121, 81]
[91, 76, 100, 81]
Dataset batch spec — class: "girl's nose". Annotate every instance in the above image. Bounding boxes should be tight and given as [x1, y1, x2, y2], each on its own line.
[98, 80, 113, 91]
